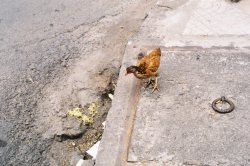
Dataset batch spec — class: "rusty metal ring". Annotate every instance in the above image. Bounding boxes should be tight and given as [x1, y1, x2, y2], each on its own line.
[212, 96, 235, 114]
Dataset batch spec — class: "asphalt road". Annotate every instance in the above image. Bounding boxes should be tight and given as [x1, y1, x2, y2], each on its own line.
[0, 0, 155, 165]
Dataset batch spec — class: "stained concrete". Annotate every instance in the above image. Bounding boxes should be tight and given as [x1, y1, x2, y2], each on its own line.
[128, 49, 250, 165]
[96, 0, 250, 165]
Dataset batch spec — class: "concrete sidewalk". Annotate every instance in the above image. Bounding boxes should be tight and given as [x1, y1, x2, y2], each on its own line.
[96, 0, 250, 165]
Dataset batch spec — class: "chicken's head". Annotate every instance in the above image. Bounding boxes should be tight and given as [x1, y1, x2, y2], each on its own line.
[125, 66, 138, 76]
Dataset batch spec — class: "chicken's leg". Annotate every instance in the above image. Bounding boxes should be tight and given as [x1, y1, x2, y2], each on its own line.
[145, 77, 154, 88]
[152, 74, 159, 93]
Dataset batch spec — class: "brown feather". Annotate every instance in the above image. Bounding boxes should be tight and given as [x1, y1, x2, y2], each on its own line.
[126, 48, 161, 79]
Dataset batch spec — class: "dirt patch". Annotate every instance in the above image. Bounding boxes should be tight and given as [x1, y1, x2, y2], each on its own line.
[47, 70, 118, 165]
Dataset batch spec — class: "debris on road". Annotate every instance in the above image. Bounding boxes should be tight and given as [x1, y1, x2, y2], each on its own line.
[102, 121, 106, 129]
[86, 141, 100, 160]
[67, 103, 98, 125]
[108, 94, 114, 100]
[76, 159, 95, 166]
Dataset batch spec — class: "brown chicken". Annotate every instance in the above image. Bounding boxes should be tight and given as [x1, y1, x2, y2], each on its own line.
[125, 48, 161, 92]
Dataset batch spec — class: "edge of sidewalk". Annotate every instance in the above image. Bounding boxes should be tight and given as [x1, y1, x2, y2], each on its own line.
[95, 41, 150, 166]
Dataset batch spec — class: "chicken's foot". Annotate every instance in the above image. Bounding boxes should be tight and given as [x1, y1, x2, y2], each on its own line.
[152, 76, 159, 93]
[145, 78, 154, 88]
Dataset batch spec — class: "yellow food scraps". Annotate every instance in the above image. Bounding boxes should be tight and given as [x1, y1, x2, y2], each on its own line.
[68, 107, 82, 117]
[88, 103, 98, 116]
[67, 103, 98, 125]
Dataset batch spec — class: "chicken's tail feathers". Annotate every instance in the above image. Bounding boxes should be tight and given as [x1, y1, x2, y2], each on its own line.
[155, 47, 161, 52]
[152, 47, 161, 56]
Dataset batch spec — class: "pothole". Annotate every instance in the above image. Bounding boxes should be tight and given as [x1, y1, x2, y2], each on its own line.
[50, 68, 119, 165]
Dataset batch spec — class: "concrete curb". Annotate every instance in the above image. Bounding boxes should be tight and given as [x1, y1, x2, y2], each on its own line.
[95, 42, 142, 166]
[95, 38, 166, 166]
